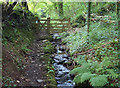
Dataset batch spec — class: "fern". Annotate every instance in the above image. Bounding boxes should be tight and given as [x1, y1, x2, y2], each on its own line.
[73, 74, 82, 84]
[105, 69, 119, 79]
[69, 63, 91, 75]
[69, 67, 81, 75]
[100, 57, 112, 67]
[89, 75, 108, 87]
[81, 72, 96, 83]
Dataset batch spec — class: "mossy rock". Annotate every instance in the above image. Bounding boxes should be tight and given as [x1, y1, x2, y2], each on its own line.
[47, 79, 57, 85]
[46, 84, 57, 88]
[43, 41, 56, 54]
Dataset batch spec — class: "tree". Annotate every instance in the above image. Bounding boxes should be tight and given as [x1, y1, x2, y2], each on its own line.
[58, 1, 63, 18]
[2, 1, 17, 21]
[2, 1, 17, 15]
[117, 1, 120, 69]
[21, 0, 29, 10]
[87, 1, 91, 33]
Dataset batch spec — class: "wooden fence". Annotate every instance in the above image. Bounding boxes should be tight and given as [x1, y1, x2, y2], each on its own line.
[34, 17, 71, 33]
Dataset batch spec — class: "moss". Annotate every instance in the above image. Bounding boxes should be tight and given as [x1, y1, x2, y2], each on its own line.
[48, 79, 57, 85]
[43, 41, 56, 54]
[45, 57, 57, 87]
[46, 84, 57, 88]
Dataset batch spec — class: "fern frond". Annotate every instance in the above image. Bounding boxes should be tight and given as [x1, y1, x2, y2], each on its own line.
[100, 57, 112, 67]
[73, 74, 82, 83]
[81, 72, 97, 83]
[69, 63, 91, 75]
[81, 63, 91, 69]
[89, 75, 108, 87]
[105, 69, 119, 79]
[69, 67, 81, 75]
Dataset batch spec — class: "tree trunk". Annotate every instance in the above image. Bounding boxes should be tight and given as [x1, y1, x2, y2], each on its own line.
[58, 1, 63, 18]
[117, 1, 120, 68]
[6, 2, 17, 15]
[117, 1, 120, 28]
[2, 1, 17, 21]
[87, 1, 91, 33]
[22, 1, 29, 10]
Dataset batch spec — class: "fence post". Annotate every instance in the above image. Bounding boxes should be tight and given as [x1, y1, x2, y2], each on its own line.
[47, 17, 50, 34]
[62, 18, 65, 32]
[47, 17, 50, 30]
[68, 18, 71, 29]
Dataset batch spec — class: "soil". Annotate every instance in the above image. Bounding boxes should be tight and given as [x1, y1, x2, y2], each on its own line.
[2, 33, 55, 87]
[18, 40, 48, 87]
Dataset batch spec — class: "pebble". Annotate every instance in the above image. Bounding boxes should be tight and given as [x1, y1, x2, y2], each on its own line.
[39, 64, 42, 66]
[31, 61, 35, 63]
[16, 80, 20, 83]
[37, 79, 44, 83]
[25, 79, 30, 82]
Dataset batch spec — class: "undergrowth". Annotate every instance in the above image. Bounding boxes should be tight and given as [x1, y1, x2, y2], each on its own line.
[2, 8, 37, 86]
[60, 14, 119, 87]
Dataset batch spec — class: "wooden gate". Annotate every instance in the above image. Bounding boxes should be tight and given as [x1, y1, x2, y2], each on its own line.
[35, 17, 71, 33]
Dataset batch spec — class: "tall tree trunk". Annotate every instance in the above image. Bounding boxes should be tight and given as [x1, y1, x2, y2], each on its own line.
[6, 2, 17, 15]
[117, 1, 120, 68]
[87, 1, 91, 33]
[58, 1, 63, 18]
[117, 1, 120, 29]
[2, 1, 17, 21]
[22, 0, 29, 10]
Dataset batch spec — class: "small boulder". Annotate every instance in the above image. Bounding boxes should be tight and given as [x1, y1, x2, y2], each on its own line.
[37, 79, 44, 83]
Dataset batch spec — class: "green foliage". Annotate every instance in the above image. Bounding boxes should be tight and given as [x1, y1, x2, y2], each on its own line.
[69, 58, 119, 87]
[73, 74, 82, 84]
[89, 75, 108, 87]
[43, 41, 55, 54]
[21, 45, 32, 52]
[66, 19, 119, 87]
[81, 72, 96, 83]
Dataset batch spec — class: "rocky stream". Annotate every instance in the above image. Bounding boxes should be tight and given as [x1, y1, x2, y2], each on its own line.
[51, 33, 75, 88]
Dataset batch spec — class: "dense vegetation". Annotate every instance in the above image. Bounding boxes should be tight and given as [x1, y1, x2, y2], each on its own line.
[1, 1, 120, 88]
[60, 2, 119, 87]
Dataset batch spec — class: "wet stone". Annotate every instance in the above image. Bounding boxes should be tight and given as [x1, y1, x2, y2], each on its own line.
[55, 77, 61, 81]
[54, 55, 61, 60]
[62, 54, 69, 58]
[52, 33, 75, 88]
[67, 80, 72, 83]
[59, 46, 66, 51]
[56, 71, 64, 77]
[57, 50, 63, 54]
[57, 81, 61, 84]
[54, 59, 59, 63]
[37, 79, 44, 83]
[57, 83, 74, 88]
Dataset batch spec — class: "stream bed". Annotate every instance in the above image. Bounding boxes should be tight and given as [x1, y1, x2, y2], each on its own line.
[51, 33, 75, 88]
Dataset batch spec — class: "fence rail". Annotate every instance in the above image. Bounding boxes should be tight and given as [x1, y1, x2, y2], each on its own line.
[34, 17, 71, 33]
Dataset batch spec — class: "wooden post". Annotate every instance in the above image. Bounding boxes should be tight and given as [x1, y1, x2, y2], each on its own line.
[68, 18, 71, 30]
[47, 17, 50, 33]
[62, 18, 64, 32]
